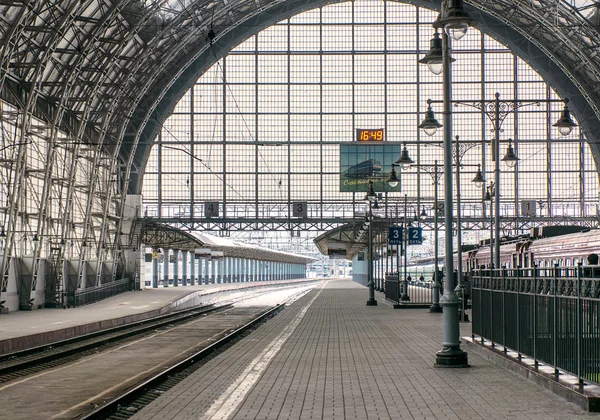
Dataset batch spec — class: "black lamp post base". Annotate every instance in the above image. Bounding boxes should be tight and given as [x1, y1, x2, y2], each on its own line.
[430, 304, 443, 313]
[366, 300, 378, 306]
[435, 348, 469, 367]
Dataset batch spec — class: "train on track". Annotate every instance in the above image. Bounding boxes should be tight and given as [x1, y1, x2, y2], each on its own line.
[406, 225, 600, 284]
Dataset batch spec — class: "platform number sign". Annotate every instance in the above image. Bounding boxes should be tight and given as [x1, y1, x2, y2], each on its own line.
[521, 200, 536, 217]
[292, 201, 308, 218]
[388, 227, 403, 245]
[435, 201, 444, 214]
[408, 227, 423, 245]
[205, 201, 219, 218]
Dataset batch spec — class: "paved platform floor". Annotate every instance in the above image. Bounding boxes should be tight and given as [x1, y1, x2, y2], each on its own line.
[132, 278, 598, 420]
[0, 287, 200, 342]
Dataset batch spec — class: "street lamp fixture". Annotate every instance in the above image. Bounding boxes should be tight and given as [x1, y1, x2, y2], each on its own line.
[553, 99, 578, 136]
[395, 143, 415, 168]
[419, 100, 444, 136]
[418, 31, 455, 75]
[434, 0, 476, 41]
[365, 179, 377, 202]
[472, 164, 486, 187]
[501, 139, 519, 168]
[483, 186, 492, 202]
[387, 165, 399, 188]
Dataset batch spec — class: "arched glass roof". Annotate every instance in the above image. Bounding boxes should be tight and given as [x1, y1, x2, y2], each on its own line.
[0, 0, 600, 263]
[143, 1, 597, 251]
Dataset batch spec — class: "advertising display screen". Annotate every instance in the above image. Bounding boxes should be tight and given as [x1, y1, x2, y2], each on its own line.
[339, 144, 401, 192]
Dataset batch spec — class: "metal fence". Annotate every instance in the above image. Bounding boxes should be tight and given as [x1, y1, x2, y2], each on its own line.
[74, 278, 132, 307]
[385, 272, 435, 306]
[471, 265, 600, 387]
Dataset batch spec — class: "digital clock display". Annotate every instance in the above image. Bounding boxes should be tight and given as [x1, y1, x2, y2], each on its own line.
[356, 128, 384, 142]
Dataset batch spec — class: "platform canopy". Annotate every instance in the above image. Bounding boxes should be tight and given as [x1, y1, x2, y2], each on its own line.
[195, 233, 317, 264]
[138, 219, 313, 263]
[314, 218, 390, 260]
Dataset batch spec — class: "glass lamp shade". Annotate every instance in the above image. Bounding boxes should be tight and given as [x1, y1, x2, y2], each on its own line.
[553, 103, 577, 136]
[387, 166, 399, 188]
[395, 144, 415, 169]
[501, 140, 519, 169]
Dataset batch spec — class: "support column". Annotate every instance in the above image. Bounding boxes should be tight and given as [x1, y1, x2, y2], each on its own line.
[190, 253, 195, 286]
[182, 251, 188, 286]
[225, 257, 231, 282]
[210, 259, 216, 284]
[173, 250, 179, 287]
[163, 249, 170, 287]
[152, 249, 159, 288]
[240, 258, 245, 282]
[230, 258, 235, 282]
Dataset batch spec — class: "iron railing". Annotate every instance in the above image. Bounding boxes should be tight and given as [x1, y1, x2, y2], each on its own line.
[385, 272, 436, 305]
[471, 264, 600, 387]
[74, 278, 132, 307]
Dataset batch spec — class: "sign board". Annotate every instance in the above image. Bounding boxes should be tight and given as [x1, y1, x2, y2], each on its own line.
[339, 144, 401, 192]
[205, 201, 219, 218]
[408, 227, 423, 245]
[292, 201, 308, 218]
[210, 251, 224, 260]
[195, 248, 212, 259]
[388, 226, 403, 245]
[435, 201, 444, 214]
[521, 200, 536, 217]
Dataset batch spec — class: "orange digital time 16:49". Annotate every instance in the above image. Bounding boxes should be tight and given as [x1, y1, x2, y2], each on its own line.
[356, 128, 384, 142]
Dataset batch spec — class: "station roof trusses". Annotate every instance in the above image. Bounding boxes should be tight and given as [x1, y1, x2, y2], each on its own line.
[2, 1, 600, 193]
[314, 217, 390, 260]
[140, 218, 204, 251]
[140, 218, 314, 263]
[195, 233, 317, 264]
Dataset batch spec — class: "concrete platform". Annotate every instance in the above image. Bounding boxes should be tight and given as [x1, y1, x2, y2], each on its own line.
[0, 279, 318, 354]
[132, 278, 598, 420]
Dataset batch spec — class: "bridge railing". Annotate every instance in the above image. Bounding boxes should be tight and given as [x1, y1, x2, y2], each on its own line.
[74, 277, 132, 307]
[471, 264, 600, 387]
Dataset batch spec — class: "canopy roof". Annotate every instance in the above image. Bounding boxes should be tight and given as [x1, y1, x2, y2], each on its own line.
[139, 219, 314, 262]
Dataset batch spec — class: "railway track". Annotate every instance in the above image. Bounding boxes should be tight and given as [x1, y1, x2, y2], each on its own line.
[81, 303, 284, 420]
[0, 303, 231, 383]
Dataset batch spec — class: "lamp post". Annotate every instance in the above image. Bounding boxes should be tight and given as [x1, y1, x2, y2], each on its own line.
[417, 0, 476, 367]
[365, 180, 377, 306]
[401, 194, 410, 301]
[388, 144, 414, 302]
[414, 162, 443, 312]
[483, 183, 495, 268]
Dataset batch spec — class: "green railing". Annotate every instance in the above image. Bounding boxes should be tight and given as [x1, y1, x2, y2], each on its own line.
[471, 264, 600, 387]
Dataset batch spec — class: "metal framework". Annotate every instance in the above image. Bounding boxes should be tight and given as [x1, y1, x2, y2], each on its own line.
[1, 1, 600, 308]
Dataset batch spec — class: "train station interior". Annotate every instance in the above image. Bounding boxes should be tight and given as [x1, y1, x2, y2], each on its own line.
[1, 1, 600, 419]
